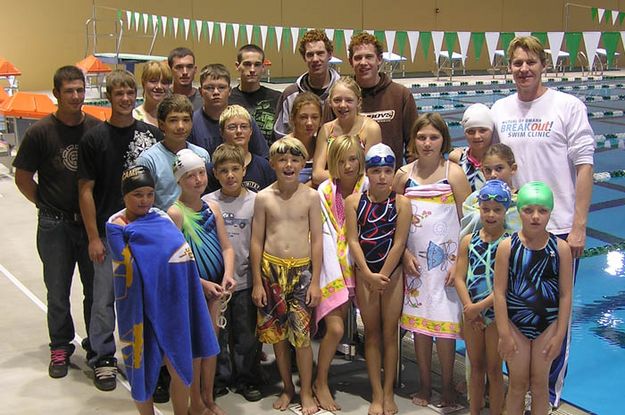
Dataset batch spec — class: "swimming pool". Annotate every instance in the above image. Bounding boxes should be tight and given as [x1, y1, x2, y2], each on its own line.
[413, 78, 625, 415]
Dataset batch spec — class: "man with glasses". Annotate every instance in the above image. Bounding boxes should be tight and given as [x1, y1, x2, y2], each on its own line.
[189, 64, 269, 159]
[168, 47, 203, 111]
[230, 44, 281, 147]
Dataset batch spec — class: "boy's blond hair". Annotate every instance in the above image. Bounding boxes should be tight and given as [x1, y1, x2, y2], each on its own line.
[212, 143, 246, 168]
[219, 105, 252, 131]
[269, 136, 309, 161]
[327, 135, 365, 179]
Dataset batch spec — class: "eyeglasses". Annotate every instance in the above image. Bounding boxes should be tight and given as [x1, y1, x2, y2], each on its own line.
[477, 193, 510, 204]
[225, 123, 251, 132]
[366, 155, 395, 165]
[202, 84, 229, 92]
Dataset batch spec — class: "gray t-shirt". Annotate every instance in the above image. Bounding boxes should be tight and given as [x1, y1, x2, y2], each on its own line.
[203, 189, 256, 291]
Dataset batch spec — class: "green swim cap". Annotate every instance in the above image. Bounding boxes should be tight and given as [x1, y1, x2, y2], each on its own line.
[517, 181, 554, 211]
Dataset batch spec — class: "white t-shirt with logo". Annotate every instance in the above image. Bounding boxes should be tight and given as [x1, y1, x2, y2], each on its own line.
[491, 88, 595, 234]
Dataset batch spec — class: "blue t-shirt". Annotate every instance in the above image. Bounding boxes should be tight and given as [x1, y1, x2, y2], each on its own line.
[136, 141, 210, 210]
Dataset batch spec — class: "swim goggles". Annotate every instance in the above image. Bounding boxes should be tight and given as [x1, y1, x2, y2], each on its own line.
[477, 193, 509, 203]
[477, 179, 511, 209]
[275, 147, 305, 157]
[365, 154, 395, 168]
[216, 290, 233, 329]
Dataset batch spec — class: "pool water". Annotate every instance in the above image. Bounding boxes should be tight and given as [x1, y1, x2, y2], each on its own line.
[415, 79, 625, 415]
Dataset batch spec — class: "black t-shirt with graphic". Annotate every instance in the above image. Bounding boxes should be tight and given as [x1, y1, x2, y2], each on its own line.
[78, 120, 161, 233]
[229, 85, 281, 146]
[13, 114, 102, 214]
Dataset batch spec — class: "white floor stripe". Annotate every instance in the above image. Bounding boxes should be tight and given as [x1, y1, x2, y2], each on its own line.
[0, 262, 162, 415]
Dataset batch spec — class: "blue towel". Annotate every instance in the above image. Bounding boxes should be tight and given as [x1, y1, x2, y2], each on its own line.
[106, 208, 219, 402]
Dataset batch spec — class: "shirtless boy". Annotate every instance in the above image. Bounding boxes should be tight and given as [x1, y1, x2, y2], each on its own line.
[250, 137, 322, 415]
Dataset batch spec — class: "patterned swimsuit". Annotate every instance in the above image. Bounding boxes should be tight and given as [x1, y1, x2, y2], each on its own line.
[507, 232, 560, 340]
[356, 192, 398, 274]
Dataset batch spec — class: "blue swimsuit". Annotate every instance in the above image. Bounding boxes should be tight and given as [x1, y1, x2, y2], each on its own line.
[356, 192, 398, 274]
[176, 200, 224, 283]
[507, 232, 560, 340]
[466, 231, 509, 325]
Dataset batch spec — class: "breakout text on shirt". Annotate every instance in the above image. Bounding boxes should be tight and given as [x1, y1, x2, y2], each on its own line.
[500, 118, 553, 138]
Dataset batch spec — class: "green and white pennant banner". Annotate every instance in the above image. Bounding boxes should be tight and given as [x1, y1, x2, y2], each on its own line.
[325, 29, 335, 42]
[485, 32, 500, 65]
[183, 19, 190, 40]
[344, 29, 354, 56]
[458, 31, 470, 64]
[233, 23, 240, 46]
[275, 26, 283, 51]
[407, 31, 419, 62]
[583, 31, 601, 70]
[117, 9, 625, 69]
[432, 31, 444, 61]
[219, 23, 227, 45]
[290, 27, 299, 53]
[260, 25, 268, 49]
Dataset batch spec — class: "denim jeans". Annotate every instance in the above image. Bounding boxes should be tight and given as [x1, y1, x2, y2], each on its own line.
[36, 214, 93, 350]
[215, 288, 261, 388]
[88, 238, 116, 365]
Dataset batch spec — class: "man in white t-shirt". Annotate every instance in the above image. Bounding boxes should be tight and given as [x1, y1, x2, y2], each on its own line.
[491, 35, 595, 409]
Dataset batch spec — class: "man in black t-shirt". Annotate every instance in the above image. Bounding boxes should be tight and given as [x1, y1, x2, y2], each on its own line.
[78, 69, 161, 392]
[229, 44, 281, 147]
[13, 66, 101, 379]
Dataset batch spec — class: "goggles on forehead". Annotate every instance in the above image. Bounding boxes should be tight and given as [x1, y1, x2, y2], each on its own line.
[276, 147, 304, 157]
[477, 193, 509, 203]
[365, 154, 395, 168]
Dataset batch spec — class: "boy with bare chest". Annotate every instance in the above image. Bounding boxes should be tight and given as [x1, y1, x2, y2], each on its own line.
[251, 137, 322, 415]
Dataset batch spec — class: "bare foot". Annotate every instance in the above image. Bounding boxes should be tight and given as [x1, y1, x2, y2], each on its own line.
[300, 392, 319, 415]
[383, 394, 398, 415]
[188, 406, 210, 415]
[313, 382, 341, 411]
[440, 386, 458, 407]
[410, 389, 430, 407]
[273, 389, 294, 411]
[368, 400, 384, 415]
[206, 401, 226, 415]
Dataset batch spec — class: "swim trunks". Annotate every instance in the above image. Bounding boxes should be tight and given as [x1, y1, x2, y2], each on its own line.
[256, 252, 312, 348]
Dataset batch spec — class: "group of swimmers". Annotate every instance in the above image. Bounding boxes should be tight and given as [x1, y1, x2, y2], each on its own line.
[110, 99, 572, 415]
[13, 34, 591, 415]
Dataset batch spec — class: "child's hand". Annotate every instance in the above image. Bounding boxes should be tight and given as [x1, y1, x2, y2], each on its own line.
[542, 333, 564, 361]
[202, 280, 224, 300]
[252, 284, 267, 308]
[221, 276, 237, 292]
[470, 318, 485, 332]
[498, 336, 518, 360]
[402, 249, 422, 276]
[367, 272, 391, 291]
[463, 303, 481, 321]
[306, 283, 321, 307]
[445, 264, 457, 286]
